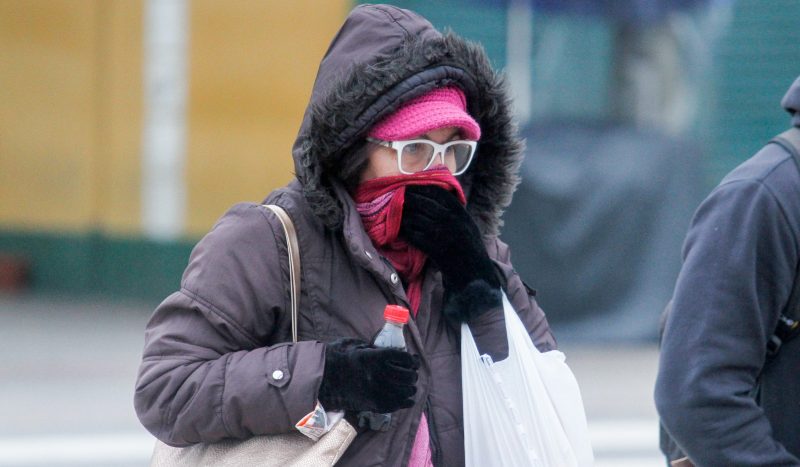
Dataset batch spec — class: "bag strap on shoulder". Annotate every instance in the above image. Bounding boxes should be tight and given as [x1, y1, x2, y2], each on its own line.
[263, 204, 301, 343]
[771, 127, 800, 170]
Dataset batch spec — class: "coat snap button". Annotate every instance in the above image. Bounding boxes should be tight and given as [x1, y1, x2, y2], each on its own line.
[272, 370, 284, 380]
[390, 273, 399, 284]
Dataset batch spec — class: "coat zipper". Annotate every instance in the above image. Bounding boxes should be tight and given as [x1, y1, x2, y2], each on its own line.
[425, 398, 442, 466]
[380, 255, 439, 464]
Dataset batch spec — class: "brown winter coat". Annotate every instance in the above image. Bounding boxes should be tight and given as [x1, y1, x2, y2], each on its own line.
[134, 5, 556, 466]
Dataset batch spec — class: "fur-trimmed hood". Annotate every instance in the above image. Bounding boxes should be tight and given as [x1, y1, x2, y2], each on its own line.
[291, 4, 523, 236]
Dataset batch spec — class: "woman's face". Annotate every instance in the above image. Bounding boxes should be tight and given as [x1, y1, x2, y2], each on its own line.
[359, 127, 461, 183]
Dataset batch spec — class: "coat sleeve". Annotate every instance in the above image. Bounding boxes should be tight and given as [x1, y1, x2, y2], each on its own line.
[654, 179, 800, 466]
[499, 237, 557, 351]
[133, 203, 325, 447]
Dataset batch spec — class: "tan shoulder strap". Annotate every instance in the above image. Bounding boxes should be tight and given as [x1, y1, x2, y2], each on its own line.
[263, 204, 301, 343]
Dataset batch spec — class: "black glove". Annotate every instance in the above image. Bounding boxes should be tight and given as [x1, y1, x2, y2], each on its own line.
[318, 338, 419, 413]
[400, 185, 502, 321]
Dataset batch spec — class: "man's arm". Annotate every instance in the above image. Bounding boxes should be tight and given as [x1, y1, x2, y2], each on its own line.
[655, 179, 800, 466]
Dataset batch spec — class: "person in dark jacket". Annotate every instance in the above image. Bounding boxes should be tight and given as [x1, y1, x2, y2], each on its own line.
[655, 75, 800, 466]
[134, 5, 556, 466]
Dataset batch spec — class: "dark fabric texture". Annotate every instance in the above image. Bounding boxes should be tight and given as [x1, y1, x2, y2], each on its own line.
[655, 76, 800, 466]
[503, 121, 705, 339]
[318, 338, 419, 413]
[134, 4, 556, 466]
[401, 185, 502, 321]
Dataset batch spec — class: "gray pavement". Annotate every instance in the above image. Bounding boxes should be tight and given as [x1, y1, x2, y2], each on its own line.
[0, 293, 663, 466]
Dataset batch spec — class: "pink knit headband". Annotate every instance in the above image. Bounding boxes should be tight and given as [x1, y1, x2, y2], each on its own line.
[368, 87, 481, 141]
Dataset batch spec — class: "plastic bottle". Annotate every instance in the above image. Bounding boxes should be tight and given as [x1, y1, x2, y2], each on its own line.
[374, 304, 409, 350]
[358, 304, 410, 431]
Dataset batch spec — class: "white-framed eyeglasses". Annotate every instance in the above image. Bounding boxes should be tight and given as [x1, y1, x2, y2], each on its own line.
[366, 137, 478, 176]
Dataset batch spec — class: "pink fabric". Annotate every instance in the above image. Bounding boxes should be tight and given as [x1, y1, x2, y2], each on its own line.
[368, 87, 481, 141]
[409, 414, 434, 467]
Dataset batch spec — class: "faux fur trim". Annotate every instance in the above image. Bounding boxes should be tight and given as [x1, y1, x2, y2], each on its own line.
[295, 24, 523, 236]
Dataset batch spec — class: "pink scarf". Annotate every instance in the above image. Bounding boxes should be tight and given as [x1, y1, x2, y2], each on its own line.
[353, 167, 466, 315]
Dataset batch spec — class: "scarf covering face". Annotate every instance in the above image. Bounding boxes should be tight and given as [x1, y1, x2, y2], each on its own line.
[353, 166, 466, 315]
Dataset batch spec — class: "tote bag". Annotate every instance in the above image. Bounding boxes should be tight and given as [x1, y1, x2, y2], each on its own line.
[461, 292, 594, 467]
[150, 418, 355, 467]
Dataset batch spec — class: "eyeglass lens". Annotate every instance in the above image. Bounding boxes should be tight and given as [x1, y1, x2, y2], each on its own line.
[400, 142, 473, 174]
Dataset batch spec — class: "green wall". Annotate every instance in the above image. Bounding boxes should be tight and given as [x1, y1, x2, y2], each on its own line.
[710, 0, 800, 182]
[0, 230, 195, 303]
[374, 0, 508, 69]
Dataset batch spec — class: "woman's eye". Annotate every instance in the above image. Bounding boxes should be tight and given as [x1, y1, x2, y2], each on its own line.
[405, 143, 422, 154]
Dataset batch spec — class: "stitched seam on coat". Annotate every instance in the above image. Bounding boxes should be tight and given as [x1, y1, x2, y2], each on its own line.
[714, 177, 799, 257]
[140, 355, 204, 363]
[373, 5, 412, 37]
[165, 360, 215, 443]
[219, 353, 233, 437]
[179, 288, 261, 347]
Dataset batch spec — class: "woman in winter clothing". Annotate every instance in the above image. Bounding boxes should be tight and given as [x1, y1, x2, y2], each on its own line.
[134, 4, 556, 466]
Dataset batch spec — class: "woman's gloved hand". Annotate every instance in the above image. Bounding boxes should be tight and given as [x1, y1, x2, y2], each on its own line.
[400, 185, 502, 321]
[318, 338, 420, 413]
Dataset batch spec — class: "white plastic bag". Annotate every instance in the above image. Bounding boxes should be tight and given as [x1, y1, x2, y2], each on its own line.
[461, 292, 594, 467]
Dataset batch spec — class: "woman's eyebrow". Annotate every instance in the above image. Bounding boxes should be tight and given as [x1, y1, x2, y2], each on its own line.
[421, 129, 462, 141]
[446, 133, 463, 142]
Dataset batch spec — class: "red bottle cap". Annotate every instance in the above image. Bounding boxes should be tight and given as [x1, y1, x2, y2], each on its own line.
[384, 305, 410, 324]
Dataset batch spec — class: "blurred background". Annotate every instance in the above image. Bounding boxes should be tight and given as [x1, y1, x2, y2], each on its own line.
[1, 0, 799, 465]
